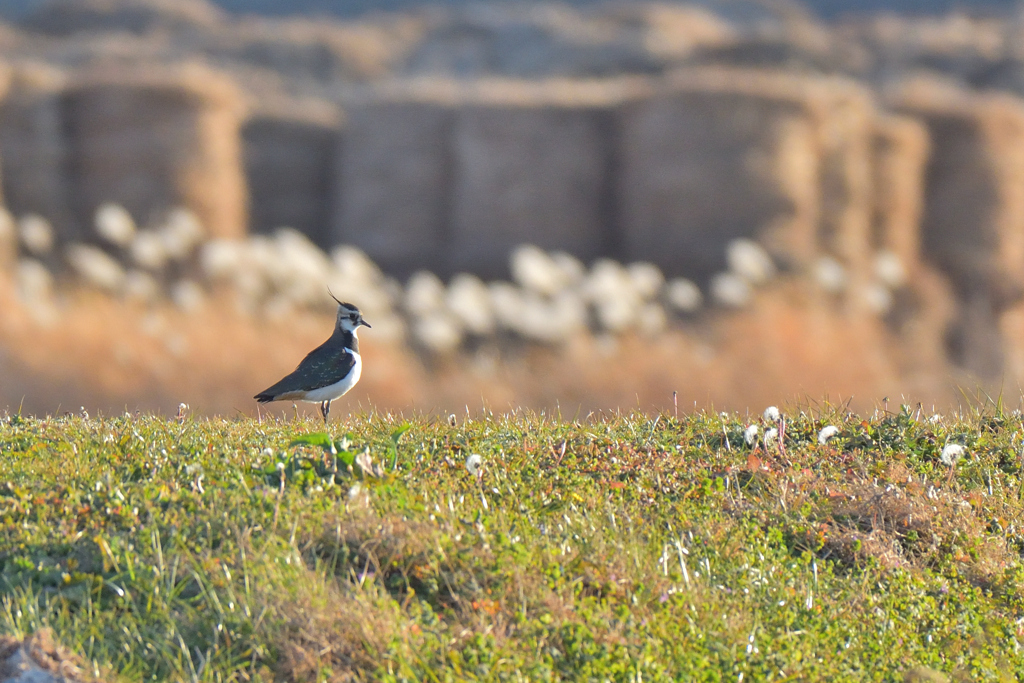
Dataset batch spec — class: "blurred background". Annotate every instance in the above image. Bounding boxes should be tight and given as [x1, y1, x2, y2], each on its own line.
[0, 0, 1019, 418]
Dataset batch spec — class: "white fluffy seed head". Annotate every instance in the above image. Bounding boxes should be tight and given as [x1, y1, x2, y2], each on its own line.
[405, 271, 446, 317]
[636, 302, 667, 337]
[550, 251, 585, 286]
[19, 214, 54, 255]
[874, 250, 906, 289]
[763, 406, 781, 422]
[412, 313, 463, 354]
[446, 273, 495, 336]
[764, 427, 779, 444]
[131, 230, 168, 271]
[199, 239, 243, 280]
[489, 281, 523, 331]
[940, 443, 965, 466]
[710, 272, 751, 308]
[511, 245, 567, 296]
[861, 283, 894, 315]
[595, 295, 635, 332]
[123, 270, 161, 302]
[170, 279, 206, 312]
[331, 245, 382, 285]
[584, 259, 635, 304]
[626, 262, 665, 300]
[818, 425, 840, 445]
[726, 239, 775, 284]
[159, 208, 204, 260]
[66, 244, 125, 292]
[465, 453, 483, 476]
[665, 278, 702, 313]
[814, 257, 847, 293]
[744, 424, 758, 447]
[16, 258, 53, 302]
[94, 203, 136, 247]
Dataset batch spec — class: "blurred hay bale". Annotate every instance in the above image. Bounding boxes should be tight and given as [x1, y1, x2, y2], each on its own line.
[870, 114, 929, 268]
[619, 67, 876, 284]
[242, 104, 340, 246]
[337, 78, 642, 278]
[61, 65, 248, 240]
[866, 116, 950, 384]
[892, 81, 1024, 379]
[334, 87, 453, 277]
[448, 79, 638, 277]
[814, 78, 876, 295]
[0, 64, 79, 240]
[893, 83, 1024, 293]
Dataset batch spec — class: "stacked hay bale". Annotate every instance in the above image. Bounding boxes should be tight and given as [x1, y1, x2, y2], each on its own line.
[871, 114, 930, 268]
[242, 102, 341, 247]
[893, 82, 1024, 380]
[334, 82, 455, 277]
[618, 67, 877, 290]
[867, 112, 954, 380]
[335, 78, 644, 278]
[813, 77, 876, 303]
[447, 79, 641, 277]
[0, 64, 79, 240]
[61, 66, 248, 240]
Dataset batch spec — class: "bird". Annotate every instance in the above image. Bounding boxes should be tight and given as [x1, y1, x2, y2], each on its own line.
[254, 296, 370, 424]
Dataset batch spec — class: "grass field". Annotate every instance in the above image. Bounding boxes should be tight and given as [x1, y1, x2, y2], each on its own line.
[0, 401, 1022, 681]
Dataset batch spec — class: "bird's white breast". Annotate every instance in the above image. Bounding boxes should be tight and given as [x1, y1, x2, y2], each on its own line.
[300, 351, 362, 402]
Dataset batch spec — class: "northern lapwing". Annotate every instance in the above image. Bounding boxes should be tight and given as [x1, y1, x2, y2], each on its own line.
[254, 298, 370, 424]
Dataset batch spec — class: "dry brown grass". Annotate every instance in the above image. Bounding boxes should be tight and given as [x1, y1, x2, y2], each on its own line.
[785, 465, 1013, 581]
[271, 578, 399, 683]
[0, 279, 964, 418]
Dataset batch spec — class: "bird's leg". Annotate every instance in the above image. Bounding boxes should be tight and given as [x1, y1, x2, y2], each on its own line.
[321, 399, 337, 478]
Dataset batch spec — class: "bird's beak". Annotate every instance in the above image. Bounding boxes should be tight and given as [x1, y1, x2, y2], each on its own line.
[360, 318, 371, 329]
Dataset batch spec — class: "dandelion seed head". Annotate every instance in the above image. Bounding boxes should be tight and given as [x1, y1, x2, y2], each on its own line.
[818, 425, 839, 445]
[940, 443, 965, 466]
[763, 406, 780, 422]
[95, 203, 136, 247]
[744, 424, 758, 447]
[466, 453, 483, 476]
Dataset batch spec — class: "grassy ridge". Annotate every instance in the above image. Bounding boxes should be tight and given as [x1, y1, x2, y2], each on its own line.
[0, 404, 1022, 681]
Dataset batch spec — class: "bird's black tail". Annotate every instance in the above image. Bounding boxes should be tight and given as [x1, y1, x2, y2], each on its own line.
[254, 392, 275, 403]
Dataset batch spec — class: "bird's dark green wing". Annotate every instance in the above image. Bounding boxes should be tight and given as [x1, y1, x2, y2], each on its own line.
[254, 338, 357, 401]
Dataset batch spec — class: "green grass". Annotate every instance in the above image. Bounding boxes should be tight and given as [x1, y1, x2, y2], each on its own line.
[0, 402, 1023, 681]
